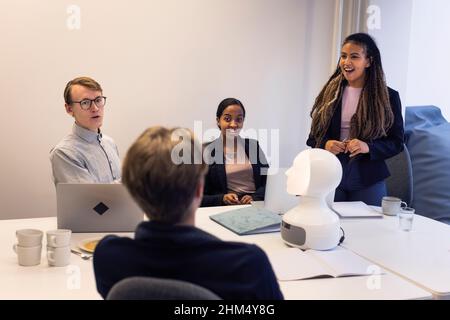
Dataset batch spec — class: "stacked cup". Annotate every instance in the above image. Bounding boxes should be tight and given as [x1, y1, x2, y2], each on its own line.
[13, 229, 43, 266]
[46, 229, 71, 267]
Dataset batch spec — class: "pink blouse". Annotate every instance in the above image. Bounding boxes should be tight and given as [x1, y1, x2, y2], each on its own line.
[340, 86, 362, 141]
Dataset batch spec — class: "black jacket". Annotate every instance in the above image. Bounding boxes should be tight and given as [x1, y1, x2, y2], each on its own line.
[201, 138, 269, 207]
[307, 87, 404, 187]
[94, 221, 284, 300]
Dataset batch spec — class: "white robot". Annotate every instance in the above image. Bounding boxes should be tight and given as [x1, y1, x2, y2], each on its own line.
[281, 148, 342, 250]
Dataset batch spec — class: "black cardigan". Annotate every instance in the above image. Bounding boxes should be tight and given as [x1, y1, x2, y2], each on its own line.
[201, 138, 269, 207]
[306, 87, 405, 187]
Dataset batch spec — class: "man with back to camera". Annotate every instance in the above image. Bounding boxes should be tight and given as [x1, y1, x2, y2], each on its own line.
[93, 126, 284, 300]
[50, 76, 121, 185]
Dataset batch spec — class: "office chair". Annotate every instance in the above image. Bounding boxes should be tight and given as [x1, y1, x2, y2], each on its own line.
[385, 144, 414, 206]
[106, 276, 222, 300]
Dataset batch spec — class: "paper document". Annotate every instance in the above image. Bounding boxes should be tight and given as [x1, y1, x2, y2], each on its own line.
[332, 201, 383, 218]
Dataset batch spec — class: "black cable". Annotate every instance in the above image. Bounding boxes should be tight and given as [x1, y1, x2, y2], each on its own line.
[339, 227, 345, 245]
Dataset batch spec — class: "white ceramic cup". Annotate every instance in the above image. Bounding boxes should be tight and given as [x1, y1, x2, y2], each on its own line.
[13, 244, 42, 266]
[47, 245, 71, 267]
[16, 229, 43, 247]
[46, 229, 72, 248]
[382, 196, 407, 216]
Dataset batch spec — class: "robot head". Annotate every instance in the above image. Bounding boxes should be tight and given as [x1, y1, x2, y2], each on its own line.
[286, 149, 342, 197]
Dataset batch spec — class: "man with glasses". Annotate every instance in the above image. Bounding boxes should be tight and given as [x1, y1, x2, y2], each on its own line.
[50, 76, 121, 185]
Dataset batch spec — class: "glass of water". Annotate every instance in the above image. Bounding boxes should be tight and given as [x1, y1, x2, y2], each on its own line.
[399, 207, 415, 231]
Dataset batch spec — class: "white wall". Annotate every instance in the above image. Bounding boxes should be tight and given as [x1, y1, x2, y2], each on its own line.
[367, 0, 414, 101]
[299, 0, 337, 145]
[404, 0, 450, 119]
[0, 0, 337, 219]
[366, 0, 450, 119]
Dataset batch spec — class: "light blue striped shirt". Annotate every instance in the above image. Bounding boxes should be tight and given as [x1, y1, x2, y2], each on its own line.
[50, 123, 121, 185]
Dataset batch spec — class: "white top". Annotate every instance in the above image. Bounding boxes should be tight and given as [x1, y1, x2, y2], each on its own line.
[340, 86, 362, 141]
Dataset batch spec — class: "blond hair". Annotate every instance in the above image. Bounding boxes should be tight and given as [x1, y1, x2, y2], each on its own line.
[122, 127, 208, 223]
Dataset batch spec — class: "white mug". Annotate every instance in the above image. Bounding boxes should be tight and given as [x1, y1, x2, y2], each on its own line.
[382, 196, 407, 216]
[16, 229, 43, 247]
[13, 244, 42, 266]
[46, 229, 71, 248]
[47, 245, 71, 267]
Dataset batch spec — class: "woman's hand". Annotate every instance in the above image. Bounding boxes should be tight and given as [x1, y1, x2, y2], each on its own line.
[345, 139, 369, 157]
[325, 140, 347, 155]
[223, 193, 240, 205]
[240, 195, 253, 205]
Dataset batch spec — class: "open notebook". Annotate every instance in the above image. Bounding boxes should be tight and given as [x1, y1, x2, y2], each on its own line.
[210, 206, 282, 235]
[268, 246, 383, 281]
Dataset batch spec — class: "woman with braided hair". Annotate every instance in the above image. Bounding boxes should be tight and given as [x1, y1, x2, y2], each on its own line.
[307, 33, 404, 206]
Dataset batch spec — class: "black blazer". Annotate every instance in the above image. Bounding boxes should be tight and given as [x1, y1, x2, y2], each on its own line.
[201, 138, 269, 207]
[307, 87, 405, 187]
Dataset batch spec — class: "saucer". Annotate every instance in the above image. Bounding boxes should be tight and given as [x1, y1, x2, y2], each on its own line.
[78, 238, 101, 253]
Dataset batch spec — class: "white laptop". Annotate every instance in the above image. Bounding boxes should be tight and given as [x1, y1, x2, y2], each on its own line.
[260, 168, 300, 215]
[56, 183, 144, 232]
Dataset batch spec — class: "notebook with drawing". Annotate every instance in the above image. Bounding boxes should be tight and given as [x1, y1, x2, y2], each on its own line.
[332, 201, 383, 218]
[268, 246, 383, 281]
[56, 183, 144, 232]
[210, 206, 282, 235]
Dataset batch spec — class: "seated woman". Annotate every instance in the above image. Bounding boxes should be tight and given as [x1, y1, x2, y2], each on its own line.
[201, 98, 269, 207]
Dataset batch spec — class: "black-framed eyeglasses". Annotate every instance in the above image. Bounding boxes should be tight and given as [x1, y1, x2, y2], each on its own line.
[70, 96, 107, 110]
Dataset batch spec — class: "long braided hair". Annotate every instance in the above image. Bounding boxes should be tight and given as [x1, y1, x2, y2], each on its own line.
[309, 33, 394, 148]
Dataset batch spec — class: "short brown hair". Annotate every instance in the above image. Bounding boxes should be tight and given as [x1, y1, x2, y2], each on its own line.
[122, 127, 208, 223]
[64, 77, 103, 104]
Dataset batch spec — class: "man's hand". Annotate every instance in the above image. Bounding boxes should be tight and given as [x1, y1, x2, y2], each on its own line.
[223, 193, 240, 205]
[325, 140, 347, 155]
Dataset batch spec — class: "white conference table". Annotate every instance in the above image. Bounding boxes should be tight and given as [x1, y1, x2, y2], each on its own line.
[0, 205, 433, 300]
[339, 207, 450, 300]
